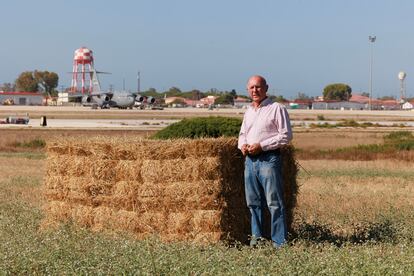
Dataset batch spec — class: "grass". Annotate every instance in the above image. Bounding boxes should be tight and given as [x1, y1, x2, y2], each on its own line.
[1, 193, 413, 274]
[307, 167, 414, 179]
[0, 152, 45, 159]
[12, 138, 46, 149]
[0, 128, 413, 274]
[309, 119, 385, 128]
[297, 131, 414, 160]
[1, 154, 414, 274]
[0, 129, 156, 152]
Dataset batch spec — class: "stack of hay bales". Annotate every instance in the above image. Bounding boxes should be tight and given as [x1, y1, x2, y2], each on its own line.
[43, 137, 298, 244]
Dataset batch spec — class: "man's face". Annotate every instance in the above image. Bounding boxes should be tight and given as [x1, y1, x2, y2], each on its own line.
[247, 77, 268, 104]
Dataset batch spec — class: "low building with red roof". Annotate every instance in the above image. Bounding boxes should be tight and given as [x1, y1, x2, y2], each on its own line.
[0, 91, 44, 105]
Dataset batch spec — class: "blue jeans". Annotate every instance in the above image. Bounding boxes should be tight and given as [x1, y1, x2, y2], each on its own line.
[244, 151, 287, 247]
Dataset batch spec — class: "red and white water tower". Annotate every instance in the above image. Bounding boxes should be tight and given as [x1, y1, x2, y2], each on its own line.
[70, 47, 94, 94]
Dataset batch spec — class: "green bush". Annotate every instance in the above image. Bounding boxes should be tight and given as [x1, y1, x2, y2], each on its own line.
[152, 117, 242, 139]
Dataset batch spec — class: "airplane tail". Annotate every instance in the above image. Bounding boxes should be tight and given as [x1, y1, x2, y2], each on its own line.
[91, 68, 102, 93]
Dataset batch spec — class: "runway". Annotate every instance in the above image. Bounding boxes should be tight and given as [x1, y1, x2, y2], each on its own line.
[0, 118, 180, 130]
[1, 105, 414, 130]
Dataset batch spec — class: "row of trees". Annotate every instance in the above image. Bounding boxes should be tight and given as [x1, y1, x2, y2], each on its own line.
[3, 72, 405, 102]
[140, 83, 354, 104]
[1, 71, 59, 96]
[140, 87, 244, 105]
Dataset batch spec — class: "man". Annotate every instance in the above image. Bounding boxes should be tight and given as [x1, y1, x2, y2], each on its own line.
[238, 75, 293, 247]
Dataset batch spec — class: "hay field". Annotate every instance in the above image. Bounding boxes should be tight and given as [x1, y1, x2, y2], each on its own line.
[0, 127, 413, 274]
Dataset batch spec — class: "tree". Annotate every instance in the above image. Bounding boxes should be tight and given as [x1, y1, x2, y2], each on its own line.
[323, 83, 352, 101]
[379, 95, 396, 100]
[15, 70, 59, 95]
[191, 89, 203, 100]
[15, 71, 39, 92]
[269, 95, 287, 103]
[0, 82, 15, 92]
[215, 94, 234, 105]
[295, 92, 312, 101]
[361, 92, 370, 97]
[34, 70, 59, 96]
[166, 87, 182, 97]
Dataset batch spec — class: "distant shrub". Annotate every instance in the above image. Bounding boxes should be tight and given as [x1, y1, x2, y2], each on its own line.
[13, 139, 46, 149]
[309, 122, 335, 129]
[309, 120, 373, 129]
[384, 131, 413, 142]
[384, 131, 414, 150]
[317, 114, 325, 121]
[395, 141, 414, 151]
[152, 116, 242, 139]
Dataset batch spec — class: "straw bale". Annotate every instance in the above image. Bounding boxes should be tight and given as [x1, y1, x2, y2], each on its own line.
[43, 200, 71, 223]
[46, 136, 239, 160]
[281, 146, 299, 231]
[45, 177, 238, 211]
[43, 201, 245, 243]
[141, 157, 221, 183]
[71, 205, 95, 228]
[47, 155, 143, 182]
[114, 160, 143, 182]
[44, 136, 298, 244]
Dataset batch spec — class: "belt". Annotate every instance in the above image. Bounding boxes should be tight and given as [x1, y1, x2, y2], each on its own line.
[248, 148, 280, 158]
[268, 148, 281, 155]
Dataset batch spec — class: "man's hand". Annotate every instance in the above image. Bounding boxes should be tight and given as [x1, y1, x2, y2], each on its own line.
[241, 144, 249, 156]
[247, 143, 262, 156]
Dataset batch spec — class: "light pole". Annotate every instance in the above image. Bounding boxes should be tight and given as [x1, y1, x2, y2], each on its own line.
[137, 71, 141, 93]
[368, 35, 376, 110]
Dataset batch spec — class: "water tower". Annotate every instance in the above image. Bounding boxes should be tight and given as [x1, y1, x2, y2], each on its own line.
[70, 47, 94, 94]
[398, 71, 407, 102]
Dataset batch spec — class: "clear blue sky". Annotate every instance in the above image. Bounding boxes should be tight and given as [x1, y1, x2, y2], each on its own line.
[1, 0, 414, 98]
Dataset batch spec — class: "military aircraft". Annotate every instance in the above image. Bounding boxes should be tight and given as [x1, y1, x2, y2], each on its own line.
[71, 68, 155, 109]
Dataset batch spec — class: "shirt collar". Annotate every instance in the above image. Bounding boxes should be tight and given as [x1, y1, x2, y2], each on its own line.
[250, 97, 273, 108]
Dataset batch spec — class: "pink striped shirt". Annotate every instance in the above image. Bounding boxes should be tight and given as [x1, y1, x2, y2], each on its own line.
[238, 98, 293, 151]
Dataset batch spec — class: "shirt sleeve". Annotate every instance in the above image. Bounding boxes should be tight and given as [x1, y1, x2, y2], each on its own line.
[259, 105, 293, 151]
[238, 114, 247, 150]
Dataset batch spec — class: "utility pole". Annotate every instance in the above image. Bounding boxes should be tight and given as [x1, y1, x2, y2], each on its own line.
[368, 35, 376, 110]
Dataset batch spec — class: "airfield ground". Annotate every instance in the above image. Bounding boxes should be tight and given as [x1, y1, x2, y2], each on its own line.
[1, 105, 414, 121]
[1, 105, 413, 274]
[2, 105, 412, 150]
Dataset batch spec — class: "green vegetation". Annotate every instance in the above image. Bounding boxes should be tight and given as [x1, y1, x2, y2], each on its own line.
[309, 119, 384, 128]
[13, 138, 46, 149]
[15, 70, 59, 96]
[1, 129, 413, 274]
[384, 131, 414, 150]
[316, 114, 325, 120]
[152, 117, 242, 139]
[140, 87, 241, 102]
[0, 152, 45, 160]
[307, 167, 414, 179]
[1, 167, 414, 274]
[308, 119, 410, 129]
[323, 83, 352, 101]
[298, 131, 414, 160]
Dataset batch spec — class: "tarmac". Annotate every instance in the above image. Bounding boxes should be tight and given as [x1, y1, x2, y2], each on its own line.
[1, 105, 414, 129]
